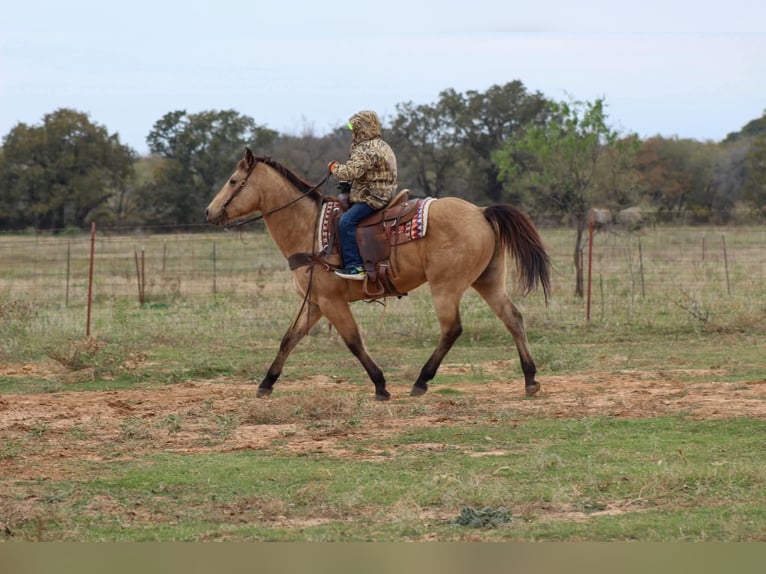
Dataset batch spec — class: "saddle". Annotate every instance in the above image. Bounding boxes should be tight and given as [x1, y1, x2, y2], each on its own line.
[331, 190, 426, 299]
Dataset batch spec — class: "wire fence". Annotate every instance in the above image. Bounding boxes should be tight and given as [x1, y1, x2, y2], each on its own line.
[1, 224, 764, 343]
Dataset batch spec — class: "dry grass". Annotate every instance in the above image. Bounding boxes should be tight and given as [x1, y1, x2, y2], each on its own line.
[243, 388, 366, 425]
[1, 226, 765, 541]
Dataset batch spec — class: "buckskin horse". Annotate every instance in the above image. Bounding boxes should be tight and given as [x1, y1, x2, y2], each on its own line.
[205, 148, 551, 401]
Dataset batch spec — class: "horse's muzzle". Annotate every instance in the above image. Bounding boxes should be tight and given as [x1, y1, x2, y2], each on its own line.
[205, 207, 224, 226]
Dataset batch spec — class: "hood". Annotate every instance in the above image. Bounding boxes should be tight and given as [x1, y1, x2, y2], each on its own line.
[349, 110, 382, 143]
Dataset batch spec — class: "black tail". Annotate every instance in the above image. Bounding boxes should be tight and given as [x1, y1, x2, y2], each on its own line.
[483, 205, 552, 303]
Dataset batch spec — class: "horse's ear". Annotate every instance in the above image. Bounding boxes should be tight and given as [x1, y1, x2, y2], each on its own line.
[244, 147, 255, 168]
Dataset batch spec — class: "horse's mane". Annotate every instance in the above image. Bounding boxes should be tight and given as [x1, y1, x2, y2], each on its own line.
[249, 156, 322, 200]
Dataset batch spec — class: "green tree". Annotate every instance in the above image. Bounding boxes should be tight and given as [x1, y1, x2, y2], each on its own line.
[271, 121, 351, 184]
[388, 81, 549, 202]
[724, 110, 766, 143]
[388, 98, 462, 198]
[139, 110, 277, 225]
[458, 82, 549, 203]
[636, 137, 741, 223]
[743, 127, 766, 216]
[0, 109, 135, 230]
[494, 98, 639, 297]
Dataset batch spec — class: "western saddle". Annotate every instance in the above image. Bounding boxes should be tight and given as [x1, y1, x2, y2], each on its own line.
[289, 190, 428, 299]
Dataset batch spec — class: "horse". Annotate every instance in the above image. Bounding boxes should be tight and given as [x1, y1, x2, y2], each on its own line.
[205, 148, 551, 401]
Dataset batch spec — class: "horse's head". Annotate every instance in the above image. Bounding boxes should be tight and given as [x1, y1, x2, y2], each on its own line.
[205, 147, 260, 227]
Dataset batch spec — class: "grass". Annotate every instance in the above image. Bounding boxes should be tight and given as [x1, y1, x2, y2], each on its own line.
[1, 226, 765, 541]
[4, 415, 765, 541]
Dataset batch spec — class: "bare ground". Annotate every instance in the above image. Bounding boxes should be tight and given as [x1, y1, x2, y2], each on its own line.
[1, 360, 765, 484]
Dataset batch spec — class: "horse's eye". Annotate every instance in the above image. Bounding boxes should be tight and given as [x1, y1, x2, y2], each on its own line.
[229, 178, 237, 186]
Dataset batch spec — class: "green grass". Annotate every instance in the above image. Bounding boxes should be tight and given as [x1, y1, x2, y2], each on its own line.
[4, 416, 764, 541]
[1, 226, 765, 541]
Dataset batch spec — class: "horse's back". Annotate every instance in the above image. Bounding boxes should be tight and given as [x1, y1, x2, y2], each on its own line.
[392, 197, 497, 291]
[424, 197, 495, 250]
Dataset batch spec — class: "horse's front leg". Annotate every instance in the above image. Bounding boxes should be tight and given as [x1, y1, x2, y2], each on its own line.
[257, 301, 323, 397]
[320, 298, 390, 401]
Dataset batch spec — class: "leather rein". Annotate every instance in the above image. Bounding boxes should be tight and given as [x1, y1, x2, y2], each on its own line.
[219, 157, 334, 332]
[222, 158, 329, 230]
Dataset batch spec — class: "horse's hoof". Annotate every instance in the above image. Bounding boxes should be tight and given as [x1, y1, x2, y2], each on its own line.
[525, 382, 541, 397]
[256, 387, 273, 398]
[410, 384, 428, 397]
[375, 391, 391, 401]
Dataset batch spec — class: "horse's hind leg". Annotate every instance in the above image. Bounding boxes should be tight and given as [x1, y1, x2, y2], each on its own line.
[320, 299, 390, 401]
[472, 273, 541, 396]
[257, 301, 323, 397]
[411, 288, 463, 397]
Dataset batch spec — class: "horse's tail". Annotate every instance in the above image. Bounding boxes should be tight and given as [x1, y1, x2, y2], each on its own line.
[483, 205, 552, 303]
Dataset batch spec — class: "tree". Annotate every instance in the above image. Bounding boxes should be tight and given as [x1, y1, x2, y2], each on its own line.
[743, 126, 766, 216]
[0, 109, 135, 230]
[458, 82, 549, 203]
[271, 121, 351, 184]
[636, 137, 741, 223]
[494, 98, 639, 297]
[388, 81, 549, 202]
[139, 110, 277, 225]
[724, 109, 766, 143]
[388, 98, 463, 198]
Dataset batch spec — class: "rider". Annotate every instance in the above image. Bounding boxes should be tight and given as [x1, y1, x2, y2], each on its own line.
[328, 110, 398, 280]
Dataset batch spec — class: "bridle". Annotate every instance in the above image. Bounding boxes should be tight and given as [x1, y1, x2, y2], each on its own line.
[222, 158, 330, 230]
[218, 155, 335, 333]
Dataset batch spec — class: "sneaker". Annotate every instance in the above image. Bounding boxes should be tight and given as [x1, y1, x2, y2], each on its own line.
[334, 266, 366, 280]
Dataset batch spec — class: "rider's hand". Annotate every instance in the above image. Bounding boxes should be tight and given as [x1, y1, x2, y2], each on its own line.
[328, 161, 339, 174]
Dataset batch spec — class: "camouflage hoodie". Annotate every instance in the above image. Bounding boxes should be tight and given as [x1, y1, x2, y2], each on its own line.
[331, 110, 398, 210]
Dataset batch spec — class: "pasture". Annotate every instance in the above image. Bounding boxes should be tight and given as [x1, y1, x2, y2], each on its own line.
[1, 225, 765, 541]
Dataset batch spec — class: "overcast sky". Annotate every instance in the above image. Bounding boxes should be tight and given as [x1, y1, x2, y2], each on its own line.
[2, 0, 764, 155]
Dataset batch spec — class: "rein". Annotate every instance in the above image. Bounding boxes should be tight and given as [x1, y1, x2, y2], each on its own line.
[222, 158, 329, 230]
[220, 155, 332, 333]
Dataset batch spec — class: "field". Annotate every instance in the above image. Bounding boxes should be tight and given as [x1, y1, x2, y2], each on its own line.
[1, 225, 765, 541]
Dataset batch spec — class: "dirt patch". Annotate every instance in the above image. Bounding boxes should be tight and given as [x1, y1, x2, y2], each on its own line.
[1, 366, 765, 483]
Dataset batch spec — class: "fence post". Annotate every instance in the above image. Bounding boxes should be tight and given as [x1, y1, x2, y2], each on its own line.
[141, 247, 146, 302]
[134, 247, 146, 305]
[86, 222, 96, 337]
[638, 237, 646, 300]
[597, 273, 604, 320]
[722, 234, 731, 296]
[212, 241, 217, 295]
[65, 241, 71, 307]
[586, 211, 594, 322]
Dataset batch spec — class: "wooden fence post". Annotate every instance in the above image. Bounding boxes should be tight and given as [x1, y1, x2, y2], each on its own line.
[65, 241, 71, 307]
[86, 222, 96, 337]
[722, 234, 731, 296]
[134, 247, 146, 304]
[212, 242, 217, 295]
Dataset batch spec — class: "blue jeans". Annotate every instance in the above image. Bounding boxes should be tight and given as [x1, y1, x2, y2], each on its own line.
[338, 202, 376, 269]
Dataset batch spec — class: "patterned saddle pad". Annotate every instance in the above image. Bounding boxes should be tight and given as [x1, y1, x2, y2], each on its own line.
[318, 197, 435, 253]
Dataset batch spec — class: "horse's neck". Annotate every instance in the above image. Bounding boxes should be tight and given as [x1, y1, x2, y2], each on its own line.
[260, 179, 319, 258]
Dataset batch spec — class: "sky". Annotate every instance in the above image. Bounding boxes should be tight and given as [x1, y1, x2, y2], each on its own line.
[1, 0, 765, 156]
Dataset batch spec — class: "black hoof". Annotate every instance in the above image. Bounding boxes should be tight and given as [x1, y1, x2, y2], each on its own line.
[410, 384, 428, 397]
[256, 387, 273, 398]
[375, 390, 391, 401]
[525, 382, 541, 397]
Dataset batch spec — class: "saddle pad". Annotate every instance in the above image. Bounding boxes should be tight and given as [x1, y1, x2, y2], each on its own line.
[317, 197, 436, 252]
[390, 197, 435, 245]
[317, 201, 339, 251]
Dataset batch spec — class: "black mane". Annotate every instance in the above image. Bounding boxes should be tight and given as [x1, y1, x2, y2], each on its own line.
[255, 156, 323, 200]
